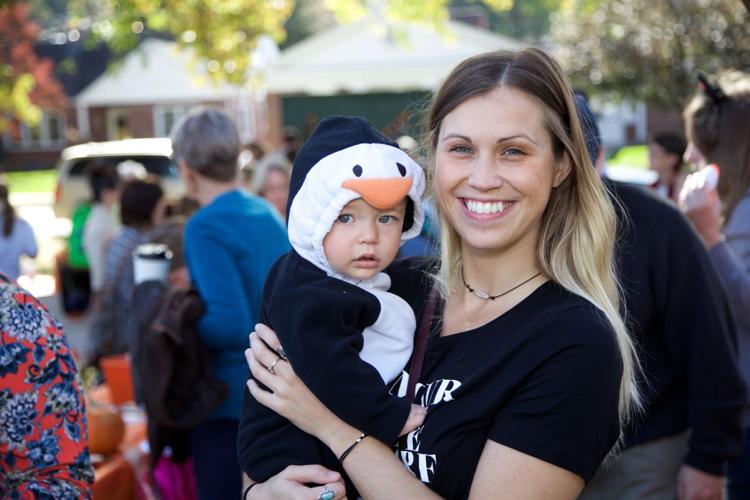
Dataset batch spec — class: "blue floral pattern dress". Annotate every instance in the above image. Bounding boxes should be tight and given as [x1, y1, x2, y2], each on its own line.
[0, 274, 94, 498]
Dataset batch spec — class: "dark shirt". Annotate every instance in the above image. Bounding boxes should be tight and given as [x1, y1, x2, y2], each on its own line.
[391, 279, 623, 499]
[607, 179, 746, 474]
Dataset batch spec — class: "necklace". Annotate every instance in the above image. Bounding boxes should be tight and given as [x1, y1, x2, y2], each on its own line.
[461, 268, 542, 301]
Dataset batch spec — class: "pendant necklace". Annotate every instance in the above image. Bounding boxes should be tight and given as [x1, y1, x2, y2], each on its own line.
[461, 267, 542, 301]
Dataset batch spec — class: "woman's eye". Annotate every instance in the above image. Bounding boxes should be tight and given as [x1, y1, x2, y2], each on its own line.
[449, 145, 472, 154]
[502, 147, 526, 158]
[378, 215, 396, 223]
[337, 214, 352, 223]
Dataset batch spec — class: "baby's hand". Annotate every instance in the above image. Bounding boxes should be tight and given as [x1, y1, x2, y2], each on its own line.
[399, 404, 427, 437]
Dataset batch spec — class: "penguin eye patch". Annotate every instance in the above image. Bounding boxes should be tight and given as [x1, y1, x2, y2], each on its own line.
[352, 165, 363, 177]
[397, 162, 407, 177]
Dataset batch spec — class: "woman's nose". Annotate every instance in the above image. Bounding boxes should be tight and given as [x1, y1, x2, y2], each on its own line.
[467, 155, 501, 191]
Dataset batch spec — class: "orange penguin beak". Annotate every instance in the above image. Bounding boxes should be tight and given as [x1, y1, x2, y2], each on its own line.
[341, 177, 413, 209]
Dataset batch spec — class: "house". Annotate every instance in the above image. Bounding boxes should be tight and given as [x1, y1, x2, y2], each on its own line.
[3, 36, 278, 171]
[264, 18, 522, 140]
[2, 37, 112, 171]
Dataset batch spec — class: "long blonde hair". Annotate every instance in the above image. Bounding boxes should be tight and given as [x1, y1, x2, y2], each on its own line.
[426, 48, 640, 422]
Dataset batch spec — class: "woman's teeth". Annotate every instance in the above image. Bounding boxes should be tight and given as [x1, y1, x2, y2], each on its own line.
[465, 200, 507, 215]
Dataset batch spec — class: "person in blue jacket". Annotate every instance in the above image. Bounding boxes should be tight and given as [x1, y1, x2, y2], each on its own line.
[170, 108, 290, 499]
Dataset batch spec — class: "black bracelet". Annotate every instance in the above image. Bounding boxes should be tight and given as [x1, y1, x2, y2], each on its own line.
[243, 482, 259, 500]
[338, 433, 367, 463]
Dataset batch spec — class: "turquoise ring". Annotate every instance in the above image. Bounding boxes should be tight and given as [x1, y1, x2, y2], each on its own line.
[319, 485, 336, 500]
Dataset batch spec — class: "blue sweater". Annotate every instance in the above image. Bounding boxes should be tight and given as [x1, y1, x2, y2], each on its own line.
[184, 190, 290, 420]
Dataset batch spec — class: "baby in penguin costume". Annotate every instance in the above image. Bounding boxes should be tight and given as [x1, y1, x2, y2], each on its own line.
[238, 115, 427, 494]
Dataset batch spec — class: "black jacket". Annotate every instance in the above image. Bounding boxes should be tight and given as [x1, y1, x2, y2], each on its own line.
[608, 179, 746, 474]
[130, 281, 228, 464]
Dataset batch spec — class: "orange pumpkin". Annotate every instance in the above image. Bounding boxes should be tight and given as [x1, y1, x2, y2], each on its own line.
[87, 404, 125, 455]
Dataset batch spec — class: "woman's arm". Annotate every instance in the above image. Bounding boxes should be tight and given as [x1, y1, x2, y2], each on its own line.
[246, 325, 440, 499]
[469, 442, 583, 499]
[680, 173, 750, 329]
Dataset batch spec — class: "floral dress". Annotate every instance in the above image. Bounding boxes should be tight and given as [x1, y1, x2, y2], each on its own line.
[0, 274, 94, 498]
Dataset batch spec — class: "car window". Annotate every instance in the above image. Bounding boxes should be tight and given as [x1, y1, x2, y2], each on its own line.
[68, 156, 178, 178]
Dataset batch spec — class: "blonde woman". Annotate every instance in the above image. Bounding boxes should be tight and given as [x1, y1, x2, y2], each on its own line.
[240, 48, 639, 499]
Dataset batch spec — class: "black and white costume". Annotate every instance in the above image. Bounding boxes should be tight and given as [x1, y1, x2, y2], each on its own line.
[238, 116, 425, 491]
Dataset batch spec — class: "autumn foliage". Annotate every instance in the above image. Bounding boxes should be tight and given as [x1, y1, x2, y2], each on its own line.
[0, 2, 66, 130]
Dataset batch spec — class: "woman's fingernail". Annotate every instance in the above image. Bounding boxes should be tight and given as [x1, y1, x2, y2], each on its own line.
[328, 471, 339, 479]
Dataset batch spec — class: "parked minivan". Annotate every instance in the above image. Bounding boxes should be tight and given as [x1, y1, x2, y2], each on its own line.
[53, 138, 184, 219]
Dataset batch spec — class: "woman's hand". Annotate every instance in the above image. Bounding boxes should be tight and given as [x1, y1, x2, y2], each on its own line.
[248, 465, 347, 500]
[678, 171, 723, 247]
[245, 323, 346, 439]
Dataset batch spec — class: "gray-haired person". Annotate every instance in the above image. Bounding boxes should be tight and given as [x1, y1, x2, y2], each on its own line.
[170, 108, 290, 499]
[575, 95, 746, 500]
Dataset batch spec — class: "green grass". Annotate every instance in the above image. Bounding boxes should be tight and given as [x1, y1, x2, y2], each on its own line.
[2, 169, 57, 193]
[607, 144, 648, 170]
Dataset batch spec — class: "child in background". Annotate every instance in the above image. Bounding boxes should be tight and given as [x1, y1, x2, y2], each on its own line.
[238, 116, 427, 496]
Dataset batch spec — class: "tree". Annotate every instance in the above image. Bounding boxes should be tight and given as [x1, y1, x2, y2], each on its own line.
[553, 0, 750, 109]
[69, 0, 522, 85]
[0, 2, 66, 132]
[450, 0, 559, 41]
[0, 0, 526, 133]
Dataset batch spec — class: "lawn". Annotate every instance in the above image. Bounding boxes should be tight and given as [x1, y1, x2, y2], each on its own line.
[3, 169, 57, 193]
[607, 144, 648, 170]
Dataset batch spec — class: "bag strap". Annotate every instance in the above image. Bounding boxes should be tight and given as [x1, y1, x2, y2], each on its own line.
[406, 286, 439, 402]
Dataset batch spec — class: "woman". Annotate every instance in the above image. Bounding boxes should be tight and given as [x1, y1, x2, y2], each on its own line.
[240, 48, 640, 499]
[250, 152, 292, 220]
[88, 179, 164, 364]
[647, 132, 689, 202]
[82, 164, 120, 297]
[0, 182, 38, 280]
[170, 108, 290, 500]
[678, 71, 750, 500]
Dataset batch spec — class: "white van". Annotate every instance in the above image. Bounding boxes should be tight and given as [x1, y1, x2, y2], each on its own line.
[53, 138, 184, 219]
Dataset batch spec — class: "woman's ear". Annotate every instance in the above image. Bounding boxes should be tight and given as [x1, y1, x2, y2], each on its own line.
[552, 153, 573, 188]
[177, 159, 197, 191]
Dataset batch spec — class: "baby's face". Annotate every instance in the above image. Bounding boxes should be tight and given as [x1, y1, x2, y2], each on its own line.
[323, 198, 407, 280]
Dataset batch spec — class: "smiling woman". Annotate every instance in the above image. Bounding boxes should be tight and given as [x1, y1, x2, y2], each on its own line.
[239, 48, 638, 500]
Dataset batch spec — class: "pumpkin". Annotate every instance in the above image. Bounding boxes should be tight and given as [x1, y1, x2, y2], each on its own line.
[87, 404, 125, 455]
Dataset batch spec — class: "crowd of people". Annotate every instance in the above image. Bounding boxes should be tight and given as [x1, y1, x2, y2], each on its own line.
[1, 45, 749, 500]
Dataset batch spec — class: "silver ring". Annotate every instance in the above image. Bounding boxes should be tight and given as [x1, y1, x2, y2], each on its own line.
[318, 484, 335, 500]
[268, 357, 281, 375]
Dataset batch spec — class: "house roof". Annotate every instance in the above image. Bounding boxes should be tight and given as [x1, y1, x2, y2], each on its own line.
[266, 19, 522, 95]
[74, 38, 252, 107]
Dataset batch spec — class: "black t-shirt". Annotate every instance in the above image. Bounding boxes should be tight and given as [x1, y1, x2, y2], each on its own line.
[389, 280, 623, 499]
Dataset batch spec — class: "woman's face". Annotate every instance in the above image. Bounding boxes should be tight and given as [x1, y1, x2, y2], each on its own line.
[647, 142, 679, 181]
[435, 87, 570, 258]
[261, 168, 290, 218]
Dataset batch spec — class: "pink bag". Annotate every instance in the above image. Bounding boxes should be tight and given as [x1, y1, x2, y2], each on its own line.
[152, 455, 198, 500]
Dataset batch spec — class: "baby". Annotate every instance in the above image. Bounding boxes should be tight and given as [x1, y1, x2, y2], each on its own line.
[238, 115, 427, 495]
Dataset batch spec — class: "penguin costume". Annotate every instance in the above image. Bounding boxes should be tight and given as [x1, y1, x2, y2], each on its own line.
[238, 116, 426, 493]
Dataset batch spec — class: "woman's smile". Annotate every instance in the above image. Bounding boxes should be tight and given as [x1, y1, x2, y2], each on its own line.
[461, 198, 515, 219]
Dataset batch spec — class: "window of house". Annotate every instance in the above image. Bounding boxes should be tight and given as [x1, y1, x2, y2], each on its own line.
[1, 112, 66, 150]
[153, 105, 191, 137]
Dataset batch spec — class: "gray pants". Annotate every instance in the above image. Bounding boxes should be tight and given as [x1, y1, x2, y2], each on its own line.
[579, 431, 689, 500]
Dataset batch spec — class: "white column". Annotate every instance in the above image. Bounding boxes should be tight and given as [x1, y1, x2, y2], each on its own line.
[76, 104, 90, 140]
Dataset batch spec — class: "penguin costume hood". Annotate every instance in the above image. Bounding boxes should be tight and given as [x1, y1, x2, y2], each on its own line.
[287, 115, 426, 279]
